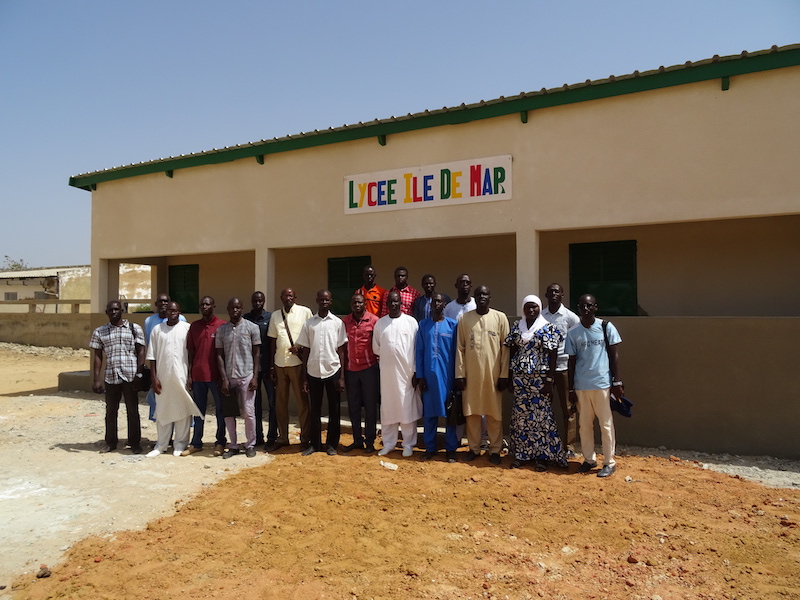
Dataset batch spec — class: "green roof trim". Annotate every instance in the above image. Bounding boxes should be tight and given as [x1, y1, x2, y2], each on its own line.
[69, 45, 800, 192]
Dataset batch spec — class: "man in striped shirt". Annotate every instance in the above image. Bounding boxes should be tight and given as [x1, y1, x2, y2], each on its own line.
[380, 266, 421, 317]
[89, 300, 145, 454]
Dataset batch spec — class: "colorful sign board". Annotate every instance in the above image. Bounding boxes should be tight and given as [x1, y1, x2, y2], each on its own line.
[344, 155, 512, 214]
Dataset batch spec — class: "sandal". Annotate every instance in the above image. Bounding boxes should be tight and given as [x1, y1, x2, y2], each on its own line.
[534, 461, 547, 472]
[510, 459, 526, 469]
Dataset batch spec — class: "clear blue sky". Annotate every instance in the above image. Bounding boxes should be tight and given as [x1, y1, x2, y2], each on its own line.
[1, 1, 797, 268]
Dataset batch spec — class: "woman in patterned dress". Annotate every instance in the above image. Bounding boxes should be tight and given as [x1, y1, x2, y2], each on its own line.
[504, 294, 567, 470]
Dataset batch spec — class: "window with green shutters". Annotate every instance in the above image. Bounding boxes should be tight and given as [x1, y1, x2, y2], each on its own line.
[328, 256, 371, 316]
[569, 240, 637, 316]
[169, 264, 199, 314]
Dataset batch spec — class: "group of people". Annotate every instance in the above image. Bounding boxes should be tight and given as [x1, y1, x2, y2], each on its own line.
[89, 265, 624, 477]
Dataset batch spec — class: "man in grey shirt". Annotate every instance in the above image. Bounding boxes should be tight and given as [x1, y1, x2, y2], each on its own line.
[215, 297, 261, 458]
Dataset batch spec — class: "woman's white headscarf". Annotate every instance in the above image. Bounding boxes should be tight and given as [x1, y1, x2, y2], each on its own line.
[519, 294, 548, 343]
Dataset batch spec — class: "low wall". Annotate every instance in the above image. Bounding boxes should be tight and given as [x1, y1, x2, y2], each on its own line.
[3, 313, 799, 459]
[609, 316, 799, 459]
[0, 313, 93, 349]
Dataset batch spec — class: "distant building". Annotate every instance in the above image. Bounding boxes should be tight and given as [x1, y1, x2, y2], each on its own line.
[0, 265, 151, 313]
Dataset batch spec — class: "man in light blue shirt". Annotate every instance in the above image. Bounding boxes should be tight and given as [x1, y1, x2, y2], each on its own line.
[565, 294, 624, 478]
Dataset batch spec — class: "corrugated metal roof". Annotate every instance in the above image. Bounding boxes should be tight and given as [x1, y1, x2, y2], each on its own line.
[0, 269, 59, 279]
[69, 44, 800, 190]
[0, 265, 89, 279]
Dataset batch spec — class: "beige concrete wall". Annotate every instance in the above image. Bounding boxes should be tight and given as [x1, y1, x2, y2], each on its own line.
[0, 314, 92, 349]
[97, 254, 251, 315]
[272, 235, 517, 315]
[539, 215, 800, 316]
[88, 66, 800, 310]
[163, 251, 254, 314]
[612, 316, 800, 459]
[58, 267, 91, 313]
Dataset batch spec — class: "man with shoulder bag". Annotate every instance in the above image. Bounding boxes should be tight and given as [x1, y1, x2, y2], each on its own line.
[565, 294, 624, 478]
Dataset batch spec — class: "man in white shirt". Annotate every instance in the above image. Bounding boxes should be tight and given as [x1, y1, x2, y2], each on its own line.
[443, 273, 476, 321]
[146, 302, 201, 458]
[373, 291, 422, 457]
[144, 293, 187, 421]
[267, 288, 313, 450]
[542, 282, 581, 456]
[295, 290, 347, 456]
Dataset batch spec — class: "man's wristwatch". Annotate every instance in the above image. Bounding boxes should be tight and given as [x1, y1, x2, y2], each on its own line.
[612, 380, 623, 386]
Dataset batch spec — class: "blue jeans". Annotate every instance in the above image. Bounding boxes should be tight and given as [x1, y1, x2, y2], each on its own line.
[424, 415, 459, 453]
[191, 380, 225, 448]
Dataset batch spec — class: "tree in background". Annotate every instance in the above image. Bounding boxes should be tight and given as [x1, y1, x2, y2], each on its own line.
[2, 256, 29, 271]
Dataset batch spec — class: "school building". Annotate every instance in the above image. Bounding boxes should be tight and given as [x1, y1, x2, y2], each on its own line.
[70, 45, 800, 458]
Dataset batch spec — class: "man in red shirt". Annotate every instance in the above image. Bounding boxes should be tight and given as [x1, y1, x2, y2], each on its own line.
[354, 265, 386, 317]
[341, 293, 380, 453]
[184, 296, 227, 456]
[379, 266, 421, 317]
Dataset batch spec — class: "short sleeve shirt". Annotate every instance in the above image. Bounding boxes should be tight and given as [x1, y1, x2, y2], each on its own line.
[296, 313, 348, 379]
[187, 315, 225, 381]
[565, 319, 622, 390]
[267, 304, 313, 368]
[341, 312, 379, 371]
[215, 319, 261, 379]
[89, 320, 144, 385]
[443, 298, 476, 321]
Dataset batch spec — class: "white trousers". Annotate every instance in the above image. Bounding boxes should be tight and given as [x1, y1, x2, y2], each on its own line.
[382, 421, 417, 452]
[154, 416, 192, 453]
[576, 388, 616, 467]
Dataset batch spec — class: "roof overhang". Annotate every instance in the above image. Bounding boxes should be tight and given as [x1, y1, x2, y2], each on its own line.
[68, 44, 800, 192]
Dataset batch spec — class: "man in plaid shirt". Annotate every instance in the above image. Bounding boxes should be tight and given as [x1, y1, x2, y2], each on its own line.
[379, 266, 421, 317]
[90, 300, 146, 454]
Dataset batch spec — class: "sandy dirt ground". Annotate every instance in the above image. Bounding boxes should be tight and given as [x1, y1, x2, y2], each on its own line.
[1, 343, 798, 599]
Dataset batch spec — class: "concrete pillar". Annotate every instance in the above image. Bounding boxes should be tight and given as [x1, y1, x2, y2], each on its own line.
[92, 259, 121, 313]
[515, 231, 540, 310]
[255, 247, 276, 309]
[91, 258, 107, 313]
[108, 260, 121, 303]
[150, 259, 169, 307]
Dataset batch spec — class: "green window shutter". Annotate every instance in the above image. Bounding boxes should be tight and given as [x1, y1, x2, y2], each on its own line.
[168, 265, 200, 314]
[569, 240, 637, 316]
[328, 256, 371, 316]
